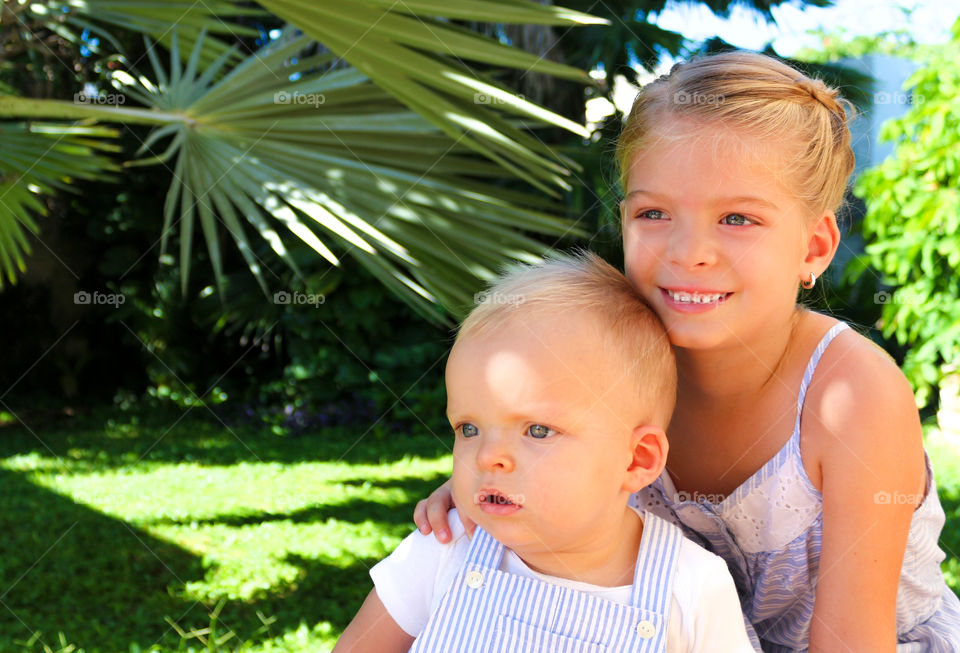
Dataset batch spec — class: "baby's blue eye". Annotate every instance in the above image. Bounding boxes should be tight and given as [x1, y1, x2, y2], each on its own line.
[637, 209, 666, 221]
[527, 424, 553, 439]
[721, 213, 752, 226]
[459, 423, 479, 438]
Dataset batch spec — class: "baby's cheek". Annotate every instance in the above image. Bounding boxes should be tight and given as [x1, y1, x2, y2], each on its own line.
[450, 469, 472, 510]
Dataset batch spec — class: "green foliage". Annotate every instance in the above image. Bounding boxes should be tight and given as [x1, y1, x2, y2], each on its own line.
[1, 2, 598, 324]
[0, 0, 857, 404]
[854, 17, 960, 407]
[794, 26, 923, 63]
[248, 257, 451, 436]
[0, 122, 119, 286]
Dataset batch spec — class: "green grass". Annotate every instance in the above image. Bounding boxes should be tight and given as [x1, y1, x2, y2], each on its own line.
[0, 408, 958, 652]
[926, 429, 960, 592]
[0, 406, 452, 653]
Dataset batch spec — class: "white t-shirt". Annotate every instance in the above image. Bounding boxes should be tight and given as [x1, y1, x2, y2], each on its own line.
[371, 508, 756, 652]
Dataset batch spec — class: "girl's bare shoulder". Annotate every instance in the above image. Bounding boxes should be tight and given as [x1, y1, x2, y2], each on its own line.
[799, 312, 923, 483]
[803, 313, 907, 394]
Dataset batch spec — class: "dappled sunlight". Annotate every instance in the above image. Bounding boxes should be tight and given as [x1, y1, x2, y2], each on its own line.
[0, 411, 452, 652]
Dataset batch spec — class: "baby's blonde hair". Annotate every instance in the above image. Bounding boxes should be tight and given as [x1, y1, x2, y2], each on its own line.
[458, 251, 677, 427]
[616, 51, 856, 216]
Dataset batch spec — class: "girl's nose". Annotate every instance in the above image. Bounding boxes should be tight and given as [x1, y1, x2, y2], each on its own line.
[475, 433, 515, 473]
[667, 220, 718, 269]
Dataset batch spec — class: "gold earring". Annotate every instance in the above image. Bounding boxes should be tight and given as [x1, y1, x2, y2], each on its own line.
[801, 272, 816, 290]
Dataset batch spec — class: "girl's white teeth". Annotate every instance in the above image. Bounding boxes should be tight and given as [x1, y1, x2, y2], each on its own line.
[667, 290, 727, 304]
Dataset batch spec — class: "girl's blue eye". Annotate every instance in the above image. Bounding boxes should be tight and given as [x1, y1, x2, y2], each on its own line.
[721, 214, 753, 226]
[637, 209, 666, 221]
[527, 424, 554, 439]
[459, 423, 479, 438]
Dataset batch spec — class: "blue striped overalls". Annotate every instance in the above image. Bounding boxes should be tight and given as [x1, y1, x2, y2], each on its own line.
[409, 509, 683, 652]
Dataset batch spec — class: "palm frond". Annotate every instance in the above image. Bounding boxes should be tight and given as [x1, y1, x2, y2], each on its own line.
[21, 0, 264, 68]
[1, 1, 601, 322]
[256, 0, 607, 193]
[0, 121, 119, 287]
[119, 30, 585, 322]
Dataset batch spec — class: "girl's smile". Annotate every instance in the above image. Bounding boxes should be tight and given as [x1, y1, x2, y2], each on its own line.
[660, 287, 732, 312]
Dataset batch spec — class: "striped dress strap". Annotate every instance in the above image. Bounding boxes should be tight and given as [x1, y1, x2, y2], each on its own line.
[630, 510, 683, 614]
[793, 322, 850, 434]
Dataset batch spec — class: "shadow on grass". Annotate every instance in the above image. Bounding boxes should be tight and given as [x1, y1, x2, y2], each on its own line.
[0, 466, 441, 652]
[0, 467, 204, 652]
[145, 475, 447, 529]
[0, 404, 452, 473]
[211, 553, 382, 641]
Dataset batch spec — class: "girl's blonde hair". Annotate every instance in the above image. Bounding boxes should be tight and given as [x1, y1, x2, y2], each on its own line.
[458, 250, 677, 427]
[616, 51, 856, 216]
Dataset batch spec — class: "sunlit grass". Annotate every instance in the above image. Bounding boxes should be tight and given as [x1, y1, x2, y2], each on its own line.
[0, 406, 451, 653]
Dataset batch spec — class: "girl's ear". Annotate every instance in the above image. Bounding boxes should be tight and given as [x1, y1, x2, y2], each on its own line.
[803, 210, 841, 275]
[623, 425, 668, 493]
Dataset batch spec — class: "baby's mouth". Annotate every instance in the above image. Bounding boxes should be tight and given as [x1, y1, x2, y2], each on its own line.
[478, 490, 520, 506]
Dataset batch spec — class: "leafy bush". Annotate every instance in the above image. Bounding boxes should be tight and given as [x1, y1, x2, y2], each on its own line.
[124, 252, 452, 438]
[853, 17, 960, 407]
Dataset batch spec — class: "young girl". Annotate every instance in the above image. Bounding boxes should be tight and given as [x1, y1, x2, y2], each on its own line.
[415, 51, 960, 652]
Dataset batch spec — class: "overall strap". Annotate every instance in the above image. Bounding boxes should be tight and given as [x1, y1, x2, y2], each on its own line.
[794, 322, 850, 434]
[630, 511, 683, 614]
[463, 525, 505, 569]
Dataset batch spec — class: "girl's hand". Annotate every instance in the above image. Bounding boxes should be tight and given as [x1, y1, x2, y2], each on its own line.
[413, 478, 475, 542]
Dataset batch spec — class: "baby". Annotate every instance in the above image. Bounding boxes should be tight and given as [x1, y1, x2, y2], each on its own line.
[334, 251, 755, 652]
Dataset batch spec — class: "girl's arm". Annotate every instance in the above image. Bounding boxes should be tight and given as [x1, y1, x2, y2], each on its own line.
[413, 477, 476, 543]
[807, 339, 925, 653]
[332, 588, 415, 653]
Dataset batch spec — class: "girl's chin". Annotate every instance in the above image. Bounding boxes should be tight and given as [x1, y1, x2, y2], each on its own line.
[662, 323, 736, 350]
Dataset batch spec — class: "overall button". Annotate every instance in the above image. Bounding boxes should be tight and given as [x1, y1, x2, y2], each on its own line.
[465, 570, 484, 589]
[636, 620, 656, 638]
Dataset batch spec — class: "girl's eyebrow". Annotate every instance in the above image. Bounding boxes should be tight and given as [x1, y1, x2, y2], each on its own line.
[625, 189, 779, 211]
[722, 196, 780, 211]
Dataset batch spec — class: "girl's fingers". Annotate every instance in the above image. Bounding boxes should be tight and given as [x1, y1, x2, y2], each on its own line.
[413, 499, 432, 534]
[426, 497, 452, 543]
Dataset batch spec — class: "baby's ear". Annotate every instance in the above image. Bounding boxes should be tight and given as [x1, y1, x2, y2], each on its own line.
[623, 425, 668, 493]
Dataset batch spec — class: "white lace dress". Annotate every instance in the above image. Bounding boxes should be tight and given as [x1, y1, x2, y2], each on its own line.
[631, 322, 960, 652]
